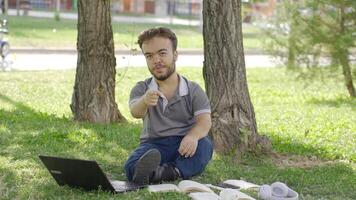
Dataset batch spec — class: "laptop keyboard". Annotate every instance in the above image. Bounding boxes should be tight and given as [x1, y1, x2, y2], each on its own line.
[111, 180, 143, 192]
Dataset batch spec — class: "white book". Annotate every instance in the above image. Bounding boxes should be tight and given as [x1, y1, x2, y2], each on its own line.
[220, 188, 255, 200]
[188, 189, 256, 200]
[189, 192, 222, 200]
[148, 180, 214, 193]
[147, 183, 180, 192]
[148, 180, 256, 200]
[222, 180, 260, 191]
[178, 180, 215, 193]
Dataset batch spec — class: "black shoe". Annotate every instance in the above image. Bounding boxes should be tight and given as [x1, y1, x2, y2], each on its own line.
[132, 149, 161, 185]
[150, 163, 181, 184]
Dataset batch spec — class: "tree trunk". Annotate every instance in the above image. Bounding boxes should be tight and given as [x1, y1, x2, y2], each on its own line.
[339, 50, 356, 97]
[338, 7, 356, 98]
[71, 0, 126, 123]
[202, 0, 271, 155]
[286, 0, 297, 69]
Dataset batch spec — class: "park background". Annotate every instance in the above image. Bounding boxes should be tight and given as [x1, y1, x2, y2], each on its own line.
[0, 0, 355, 199]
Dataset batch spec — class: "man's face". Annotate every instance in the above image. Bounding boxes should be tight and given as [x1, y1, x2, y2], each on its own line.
[141, 36, 178, 81]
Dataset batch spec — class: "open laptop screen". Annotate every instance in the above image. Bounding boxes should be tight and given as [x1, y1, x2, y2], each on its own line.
[39, 155, 115, 192]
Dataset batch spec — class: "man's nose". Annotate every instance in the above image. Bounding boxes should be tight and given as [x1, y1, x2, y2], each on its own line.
[152, 54, 161, 63]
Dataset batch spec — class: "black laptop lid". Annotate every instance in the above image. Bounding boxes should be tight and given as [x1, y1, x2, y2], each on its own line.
[39, 155, 115, 192]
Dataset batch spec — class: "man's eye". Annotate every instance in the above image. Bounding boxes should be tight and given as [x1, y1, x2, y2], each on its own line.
[146, 55, 152, 59]
[159, 52, 167, 56]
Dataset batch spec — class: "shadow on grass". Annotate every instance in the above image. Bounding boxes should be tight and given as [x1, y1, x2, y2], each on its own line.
[1, 93, 356, 199]
[205, 130, 356, 199]
[0, 93, 141, 178]
[307, 96, 356, 109]
[0, 91, 352, 163]
[262, 131, 352, 161]
[206, 153, 356, 199]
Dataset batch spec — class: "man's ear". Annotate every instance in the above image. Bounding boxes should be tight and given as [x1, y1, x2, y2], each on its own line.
[174, 51, 178, 61]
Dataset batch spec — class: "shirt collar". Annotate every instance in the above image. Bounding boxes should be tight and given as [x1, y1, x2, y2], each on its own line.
[148, 74, 188, 97]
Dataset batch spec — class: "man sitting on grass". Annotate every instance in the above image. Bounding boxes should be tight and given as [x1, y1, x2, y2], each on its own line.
[124, 27, 213, 184]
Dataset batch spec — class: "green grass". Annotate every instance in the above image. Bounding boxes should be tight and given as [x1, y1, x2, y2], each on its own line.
[0, 67, 355, 199]
[6, 16, 262, 51]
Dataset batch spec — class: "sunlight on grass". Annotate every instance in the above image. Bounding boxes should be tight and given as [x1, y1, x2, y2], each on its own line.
[67, 128, 99, 144]
[0, 67, 355, 199]
[0, 68, 354, 162]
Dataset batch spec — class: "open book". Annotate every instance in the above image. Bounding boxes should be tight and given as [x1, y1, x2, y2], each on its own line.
[148, 180, 256, 200]
[210, 179, 260, 191]
[189, 189, 255, 200]
[148, 180, 214, 193]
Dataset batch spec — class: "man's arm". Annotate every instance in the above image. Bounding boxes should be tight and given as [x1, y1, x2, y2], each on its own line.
[130, 90, 161, 118]
[178, 113, 212, 157]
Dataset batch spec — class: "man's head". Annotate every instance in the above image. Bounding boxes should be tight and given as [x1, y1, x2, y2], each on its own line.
[137, 27, 177, 51]
[137, 27, 178, 81]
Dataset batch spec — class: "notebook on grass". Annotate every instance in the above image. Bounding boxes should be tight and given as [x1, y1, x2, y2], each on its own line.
[39, 155, 144, 193]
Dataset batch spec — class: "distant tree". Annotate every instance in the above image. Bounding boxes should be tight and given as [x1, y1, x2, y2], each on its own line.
[264, 0, 356, 97]
[262, 0, 305, 69]
[71, 0, 126, 123]
[203, 0, 271, 155]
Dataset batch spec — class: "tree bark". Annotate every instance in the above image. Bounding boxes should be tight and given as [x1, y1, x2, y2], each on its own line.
[287, 0, 298, 69]
[339, 50, 356, 97]
[339, 7, 356, 98]
[71, 0, 126, 123]
[202, 0, 271, 155]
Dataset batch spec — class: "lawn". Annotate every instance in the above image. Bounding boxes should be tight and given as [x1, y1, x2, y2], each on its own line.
[6, 16, 263, 51]
[0, 67, 355, 199]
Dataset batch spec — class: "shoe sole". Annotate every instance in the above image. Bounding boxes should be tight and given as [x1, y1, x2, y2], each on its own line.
[132, 149, 161, 185]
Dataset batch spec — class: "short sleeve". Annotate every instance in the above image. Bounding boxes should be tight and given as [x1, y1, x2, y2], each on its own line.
[129, 81, 147, 107]
[191, 83, 211, 116]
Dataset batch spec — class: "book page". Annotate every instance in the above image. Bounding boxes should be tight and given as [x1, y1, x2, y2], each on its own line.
[223, 180, 260, 190]
[148, 184, 180, 192]
[220, 188, 256, 200]
[188, 192, 222, 200]
[178, 180, 214, 193]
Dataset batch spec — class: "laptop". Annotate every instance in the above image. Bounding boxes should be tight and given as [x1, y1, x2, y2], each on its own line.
[39, 155, 145, 193]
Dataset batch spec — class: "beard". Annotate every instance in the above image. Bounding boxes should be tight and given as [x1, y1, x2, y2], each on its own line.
[150, 62, 176, 81]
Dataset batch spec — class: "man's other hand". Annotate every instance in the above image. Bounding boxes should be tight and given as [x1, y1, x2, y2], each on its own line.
[178, 135, 198, 157]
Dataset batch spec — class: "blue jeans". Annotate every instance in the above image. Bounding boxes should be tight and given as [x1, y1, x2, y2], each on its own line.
[124, 136, 213, 181]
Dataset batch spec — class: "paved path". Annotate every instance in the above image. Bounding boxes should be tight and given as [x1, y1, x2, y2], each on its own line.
[7, 51, 281, 71]
[5, 10, 282, 71]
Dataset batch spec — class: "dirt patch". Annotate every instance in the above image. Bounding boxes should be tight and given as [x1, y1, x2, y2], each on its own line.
[271, 153, 338, 169]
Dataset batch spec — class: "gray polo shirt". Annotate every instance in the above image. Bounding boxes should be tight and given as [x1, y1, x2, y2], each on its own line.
[129, 75, 211, 142]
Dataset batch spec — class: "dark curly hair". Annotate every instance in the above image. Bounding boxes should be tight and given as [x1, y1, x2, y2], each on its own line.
[137, 27, 178, 51]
